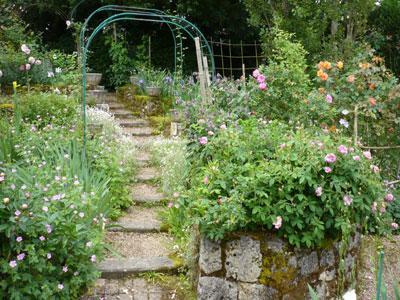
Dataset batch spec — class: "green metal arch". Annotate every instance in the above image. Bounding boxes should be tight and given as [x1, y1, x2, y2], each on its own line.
[77, 5, 179, 73]
[81, 7, 215, 145]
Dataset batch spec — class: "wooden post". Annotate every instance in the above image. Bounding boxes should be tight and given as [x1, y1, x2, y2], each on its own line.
[220, 38, 225, 77]
[203, 56, 211, 87]
[242, 64, 246, 81]
[195, 37, 207, 101]
[228, 39, 233, 78]
[148, 35, 151, 67]
[353, 105, 358, 146]
[240, 40, 244, 74]
[254, 41, 258, 67]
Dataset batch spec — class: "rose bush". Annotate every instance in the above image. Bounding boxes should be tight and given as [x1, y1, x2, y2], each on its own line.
[176, 119, 392, 247]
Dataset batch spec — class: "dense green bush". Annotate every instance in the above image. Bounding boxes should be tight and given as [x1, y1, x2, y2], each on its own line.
[178, 119, 391, 247]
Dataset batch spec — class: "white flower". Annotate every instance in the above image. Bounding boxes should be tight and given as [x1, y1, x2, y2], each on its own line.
[21, 44, 31, 55]
[342, 109, 349, 115]
[66, 20, 72, 28]
[35, 60, 42, 65]
[0, 70, 3, 78]
[339, 118, 349, 128]
[55, 67, 62, 74]
[47, 71, 55, 78]
[28, 57, 35, 64]
[54, 88, 61, 95]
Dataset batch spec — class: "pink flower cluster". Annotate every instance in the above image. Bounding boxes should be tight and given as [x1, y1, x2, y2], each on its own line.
[252, 69, 267, 90]
[19, 44, 42, 72]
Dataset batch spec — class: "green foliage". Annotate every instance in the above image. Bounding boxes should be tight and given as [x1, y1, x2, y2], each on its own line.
[106, 36, 134, 87]
[181, 119, 387, 247]
[254, 29, 311, 120]
[17, 92, 79, 128]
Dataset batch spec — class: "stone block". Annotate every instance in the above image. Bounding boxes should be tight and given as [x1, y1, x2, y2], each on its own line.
[299, 251, 318, 276]
[238, 283, 278, 300]
[225, 236, 262, 282]
[198, 277, 238, 300]
[320, 249, 335, 267]
[199, 236, 222, 274]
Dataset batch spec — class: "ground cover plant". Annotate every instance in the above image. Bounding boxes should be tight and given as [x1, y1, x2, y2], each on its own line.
[0, 87, 136, 299]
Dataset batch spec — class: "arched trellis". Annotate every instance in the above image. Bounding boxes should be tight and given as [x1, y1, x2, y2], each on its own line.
[73, 4, 179, 73]
[80, 6, 215, 144]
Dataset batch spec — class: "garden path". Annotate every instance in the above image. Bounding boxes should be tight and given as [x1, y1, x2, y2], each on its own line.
[82, 93, 182, 300]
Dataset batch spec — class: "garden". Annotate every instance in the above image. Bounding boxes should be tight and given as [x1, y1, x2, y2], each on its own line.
[1, 0, 400, 299]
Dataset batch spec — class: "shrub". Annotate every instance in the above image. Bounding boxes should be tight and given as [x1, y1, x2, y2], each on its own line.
[0, 131, 107, 299]
[179, 119, 390, 247]
[17, 92, 79, 128]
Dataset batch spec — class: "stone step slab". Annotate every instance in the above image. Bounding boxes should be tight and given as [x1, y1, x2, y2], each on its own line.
[109, 206, 164, 233]
[122, 127, 153, 137]
[111, 110, 134, 119]
[131, 183, 166, 204]
[136, 167, 160, 182]
[117, 119, 150, 128]
[98, 257, 178, 279]
[105, 232, 173, 259]
[136, 151, 151, 167]
[82, 277, 183, 299]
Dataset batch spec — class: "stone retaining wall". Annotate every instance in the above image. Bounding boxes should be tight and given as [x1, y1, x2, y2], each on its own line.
[197, 232, 360, 300]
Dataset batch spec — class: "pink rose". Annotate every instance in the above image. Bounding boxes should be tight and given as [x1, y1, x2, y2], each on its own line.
[273, 216, 282, 229]
[259, 82, 267, 90]
[391, 223, 399, 230]
[21, 44, 31, 55]
[315, 187, 323, 197]
[363, 151, 372, 160]
[353, 155, 360, 161]
[257, 74, 266, 83]
[252, 69, 260, 78]
[326, 94, 333, 103]
[324, 166, 332, 173]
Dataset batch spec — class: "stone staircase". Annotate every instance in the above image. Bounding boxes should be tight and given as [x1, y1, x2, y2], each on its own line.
[83, 93, 183, 300]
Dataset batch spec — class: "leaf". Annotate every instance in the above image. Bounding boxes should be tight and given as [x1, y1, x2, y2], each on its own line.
[308, 284, 319, 300]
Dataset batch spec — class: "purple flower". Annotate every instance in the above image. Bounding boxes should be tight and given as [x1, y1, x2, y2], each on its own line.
[343, 195, 353, 206]
[39, 236, 46, 241]
[339, 119, 349, 128]
[199, 136, 208, 145]
[90, 255, 97, 262]
[315, 187, 323, 197]
[17, 253, 25, 261]
[15, 210, 21, 216]
[326, 94, 333, 103]
[45, 224, 52, 233]
[9, 260, 17, 268]
[16, 236, 23, 242]
[325, 153, 337, 163]
[324, 166, 332, 173]
[385, 193, 394, 202]
[338, 145, 348, 155]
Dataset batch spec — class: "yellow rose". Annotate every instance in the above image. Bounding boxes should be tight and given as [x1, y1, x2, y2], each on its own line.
[337, 61, 344, 70]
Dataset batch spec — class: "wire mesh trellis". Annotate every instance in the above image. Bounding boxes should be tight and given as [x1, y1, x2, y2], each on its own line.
[209, 39, 266, 78]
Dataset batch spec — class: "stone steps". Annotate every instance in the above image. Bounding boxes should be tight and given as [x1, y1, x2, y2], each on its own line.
[123, 127, 153, 137]
[136, 167, 160, 182]
[98, 256, 178, 279]
[82, 277, 182, 300]
[131, 183, 166, 204]
[111, 110, 134, 119]
[117, 119, 150, 128]
[109, 206, 165, 233]
[136, 152, 151, 167]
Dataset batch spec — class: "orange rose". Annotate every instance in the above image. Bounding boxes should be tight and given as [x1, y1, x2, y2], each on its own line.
[369, 83, 376, 90]
[318, 61, 332, 70]
[320, 72, 328, 81]
[369, 97, 376, 107]
[317, 69, 324, 77]
[347, 75, 355, 83]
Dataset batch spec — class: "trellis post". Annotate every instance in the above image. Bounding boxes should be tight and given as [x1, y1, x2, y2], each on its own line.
[203, 56, 211, 87]
[220, 38, 225, 77]
[195, 37, 207, 101]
